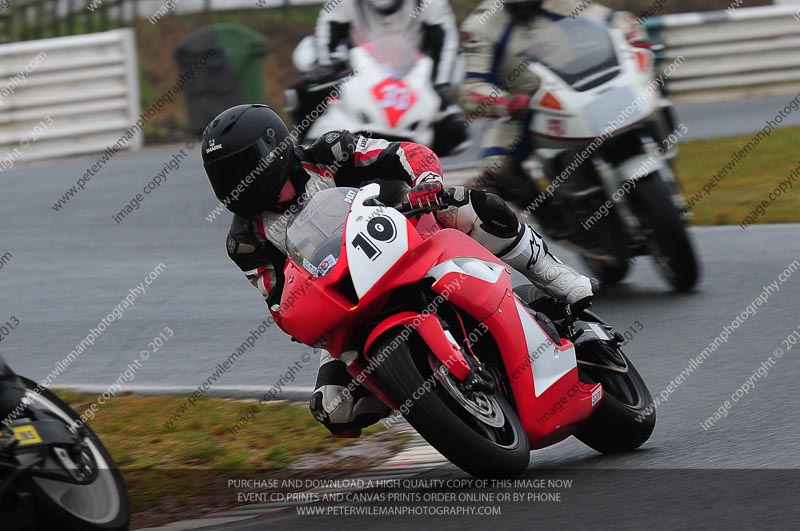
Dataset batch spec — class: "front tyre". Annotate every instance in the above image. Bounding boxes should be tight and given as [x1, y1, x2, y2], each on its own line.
[18, 378, 131, 531]
[371, 331, 530, 478]
[627, 174, 699, 292]
[574, 344, 655, 453]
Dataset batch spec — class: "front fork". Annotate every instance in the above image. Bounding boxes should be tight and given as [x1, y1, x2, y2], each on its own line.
[592, 130, 687, 243]
[360, 311, 486, 410]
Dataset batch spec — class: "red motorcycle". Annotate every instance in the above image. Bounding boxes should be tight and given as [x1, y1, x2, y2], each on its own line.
[273, 184, 656, 477]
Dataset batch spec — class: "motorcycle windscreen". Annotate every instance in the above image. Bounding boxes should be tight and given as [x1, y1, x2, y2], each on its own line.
[285, 188, 358, 277]
[525, 17, 620, 90]
[358, 35, 418, 78]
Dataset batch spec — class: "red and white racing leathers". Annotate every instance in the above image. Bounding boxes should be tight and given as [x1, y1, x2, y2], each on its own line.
[225, 130, 592, 436]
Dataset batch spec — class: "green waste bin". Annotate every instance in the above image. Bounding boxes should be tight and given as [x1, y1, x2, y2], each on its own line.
[214, 24, 268, 103]
[174, 25, 268, 135]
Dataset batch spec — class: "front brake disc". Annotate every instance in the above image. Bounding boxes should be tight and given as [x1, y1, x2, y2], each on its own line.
[428, 355, 506, 428]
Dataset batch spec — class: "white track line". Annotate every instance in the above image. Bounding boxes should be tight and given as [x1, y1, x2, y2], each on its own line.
[55, 384, 314, 400]
[136, 422, 447, 530]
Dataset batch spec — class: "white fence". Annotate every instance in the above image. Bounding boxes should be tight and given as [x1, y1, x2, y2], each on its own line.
[0, 29, 141, 163]
[649, 4, 800, 102]
[5, 4, 800, 165]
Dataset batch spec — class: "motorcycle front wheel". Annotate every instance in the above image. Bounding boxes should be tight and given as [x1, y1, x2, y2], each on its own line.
[371, 329, 530, 478]
[16, 377, 131, 531]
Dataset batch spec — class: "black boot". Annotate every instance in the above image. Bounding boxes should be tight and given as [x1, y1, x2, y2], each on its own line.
[309, 351, 390, 438]
[0, 357, 26, 424]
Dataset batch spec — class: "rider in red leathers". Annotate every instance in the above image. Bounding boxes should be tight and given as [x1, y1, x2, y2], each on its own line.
[202, 104, 594, 437]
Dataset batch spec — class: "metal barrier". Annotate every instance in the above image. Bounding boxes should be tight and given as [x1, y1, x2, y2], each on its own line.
[0, 29, 141, 163]
[648, 4, 800, 102]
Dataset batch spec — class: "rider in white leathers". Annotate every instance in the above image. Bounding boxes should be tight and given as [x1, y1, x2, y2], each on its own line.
[304, 0, 467, 153]
[459, 0, 651, 211]
[315, 0, 460, 89]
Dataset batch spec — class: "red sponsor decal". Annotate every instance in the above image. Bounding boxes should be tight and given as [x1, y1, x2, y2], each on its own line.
[372, 78, 417, 128]
[548, 119, 566, 137]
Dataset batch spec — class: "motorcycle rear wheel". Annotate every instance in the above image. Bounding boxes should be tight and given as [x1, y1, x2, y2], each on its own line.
[371, 330, 530, 478]
[580, 212, 632, 286]
[627, 174, 699, 292]
[574, 344, 656, 453]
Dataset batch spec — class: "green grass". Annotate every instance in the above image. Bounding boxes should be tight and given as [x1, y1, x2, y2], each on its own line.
[675, 125, 800, 226]
[54, 391, 384, 512]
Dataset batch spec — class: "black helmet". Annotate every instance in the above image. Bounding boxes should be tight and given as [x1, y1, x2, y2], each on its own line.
[503, 0, 544, 17]
[202, 104, 295, 217]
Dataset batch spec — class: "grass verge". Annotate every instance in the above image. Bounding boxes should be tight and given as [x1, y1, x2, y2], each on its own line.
[54, 391, 396, 527]
[676, 125, 800, 227]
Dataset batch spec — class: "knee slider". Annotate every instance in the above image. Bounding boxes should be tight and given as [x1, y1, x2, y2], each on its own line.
[309, 391, 330, 425]
[469, 189, 520, 240]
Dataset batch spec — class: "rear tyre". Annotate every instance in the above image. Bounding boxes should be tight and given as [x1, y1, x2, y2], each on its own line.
[577, 194, 632, 287]
[627, 174, 699, 292]
[17, 378, 131, 531]
[574, 345, 655, 453]
[371, 331, 530, 478]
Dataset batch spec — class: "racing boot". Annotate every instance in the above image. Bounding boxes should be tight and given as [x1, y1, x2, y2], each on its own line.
[309, 350, 390, 438]
[501, 224, 594, 308]
[0, 357, 26, 425]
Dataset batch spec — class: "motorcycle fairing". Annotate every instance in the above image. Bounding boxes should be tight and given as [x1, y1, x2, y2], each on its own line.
[275, 184, 601, 447]
[305, 44, 440, 145]
[345, 186, 415, 298]
[364, 311, 472, 381]
[275, 185, 432, 352]
[526, 18, 662, 143]
[424, 253, 600, 448]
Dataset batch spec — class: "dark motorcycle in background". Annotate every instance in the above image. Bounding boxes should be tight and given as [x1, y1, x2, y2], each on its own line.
[0, 358, 130, 531]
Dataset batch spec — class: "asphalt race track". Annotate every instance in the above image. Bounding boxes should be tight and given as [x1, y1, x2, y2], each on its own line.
[2, 96, 800, 529]
[2, 96, 798, 391]
[196, 471, 800, 531]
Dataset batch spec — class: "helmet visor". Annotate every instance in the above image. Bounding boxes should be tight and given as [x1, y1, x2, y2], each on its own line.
[205, 139, 291, 216]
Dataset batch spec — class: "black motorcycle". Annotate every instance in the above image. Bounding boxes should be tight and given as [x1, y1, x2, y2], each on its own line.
[1, 359, 130, 531]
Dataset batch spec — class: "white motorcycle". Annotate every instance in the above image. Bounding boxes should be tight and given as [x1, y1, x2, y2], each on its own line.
[285, 36, 468, 155]
[518, 17, 698, 291]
